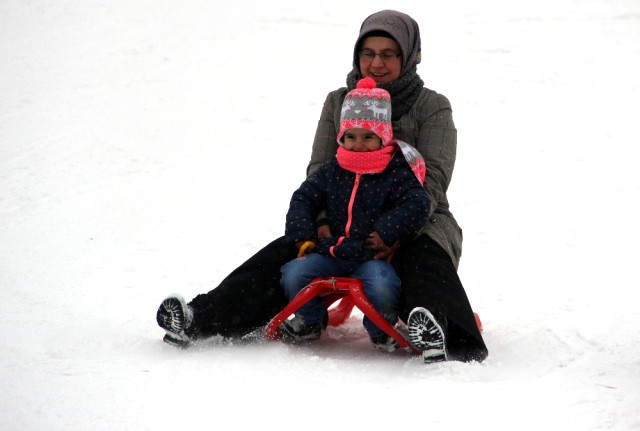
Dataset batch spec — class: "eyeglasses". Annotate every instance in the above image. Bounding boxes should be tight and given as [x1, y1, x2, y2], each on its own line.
[358, 49, 401, 62]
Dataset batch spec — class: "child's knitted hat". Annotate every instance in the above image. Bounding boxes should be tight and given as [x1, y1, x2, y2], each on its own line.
[337, 77, 393, 147]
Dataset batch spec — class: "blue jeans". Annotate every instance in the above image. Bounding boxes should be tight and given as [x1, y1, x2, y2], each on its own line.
[280, 253, 401, 339]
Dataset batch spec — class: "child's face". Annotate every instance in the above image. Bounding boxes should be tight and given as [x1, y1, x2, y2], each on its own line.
[343, 128, 383, 152]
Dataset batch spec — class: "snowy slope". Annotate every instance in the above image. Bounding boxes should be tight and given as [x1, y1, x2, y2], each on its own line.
[1, 0, 639, 429]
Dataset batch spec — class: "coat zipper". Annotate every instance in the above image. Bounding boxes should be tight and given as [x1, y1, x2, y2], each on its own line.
[329, 173, 361, 258]
[344, 173, 361, 237]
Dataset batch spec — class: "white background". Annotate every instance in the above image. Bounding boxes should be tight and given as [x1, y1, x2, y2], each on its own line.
[1, 0, 639, 429]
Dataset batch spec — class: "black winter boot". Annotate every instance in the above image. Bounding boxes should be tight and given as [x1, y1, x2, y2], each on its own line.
[408, 307, 447, 363]
[156, 295, 194, 348]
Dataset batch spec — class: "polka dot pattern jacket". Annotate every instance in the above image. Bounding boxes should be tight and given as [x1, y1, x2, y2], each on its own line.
[285, 151, 430, 262]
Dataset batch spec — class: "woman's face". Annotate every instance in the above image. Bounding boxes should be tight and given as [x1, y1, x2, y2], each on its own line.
[358, 36, 403, 84]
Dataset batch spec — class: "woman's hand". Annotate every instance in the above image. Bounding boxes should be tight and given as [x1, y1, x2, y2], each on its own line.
[364, 231, 400, 262]
[317, 224, 332, 240]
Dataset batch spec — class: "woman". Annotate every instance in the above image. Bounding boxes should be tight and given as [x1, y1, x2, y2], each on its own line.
[156, 10, 488, 363]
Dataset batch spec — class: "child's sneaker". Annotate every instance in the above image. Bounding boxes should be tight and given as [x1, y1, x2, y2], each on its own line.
[156, 295, 194, 348]
[370, 333, 399, 353]
[407, 307, 447, 363]
[279, 314, 322, 342]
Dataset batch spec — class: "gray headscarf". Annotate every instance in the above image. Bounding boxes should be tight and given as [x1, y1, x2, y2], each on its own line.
[352, 10, 422, 74]
[346, 10, 424, 120]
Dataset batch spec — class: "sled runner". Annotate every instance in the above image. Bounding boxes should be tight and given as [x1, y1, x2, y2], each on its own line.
[265, 276, 483, 354]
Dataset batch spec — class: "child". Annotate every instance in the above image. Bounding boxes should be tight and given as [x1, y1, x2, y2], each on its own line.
[280, 77, 430, 351]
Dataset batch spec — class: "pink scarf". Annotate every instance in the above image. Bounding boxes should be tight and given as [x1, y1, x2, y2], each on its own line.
[336, 144, 396, 174]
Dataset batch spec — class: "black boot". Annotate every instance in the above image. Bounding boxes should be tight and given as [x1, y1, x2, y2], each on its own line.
[408, 307, 447, 363]
[157, 295, 194, 348]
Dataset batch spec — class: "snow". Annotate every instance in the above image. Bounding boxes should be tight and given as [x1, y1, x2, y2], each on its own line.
[1, 0, 639, 429]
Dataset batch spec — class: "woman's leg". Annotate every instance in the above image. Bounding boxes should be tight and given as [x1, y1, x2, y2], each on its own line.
[351, 260, 401, 339]
[187, 236, 298, 339]
[393, 234, 489, 362]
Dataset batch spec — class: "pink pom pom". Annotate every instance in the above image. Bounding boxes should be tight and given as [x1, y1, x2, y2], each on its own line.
[357, 76, 377, 89]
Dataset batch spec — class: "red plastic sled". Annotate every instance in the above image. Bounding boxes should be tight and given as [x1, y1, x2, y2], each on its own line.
[265, 277, 483, 354]
[265, 276, 421, 353]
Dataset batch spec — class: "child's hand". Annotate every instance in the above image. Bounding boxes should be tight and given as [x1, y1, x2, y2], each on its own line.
[296, 240, 316, 258]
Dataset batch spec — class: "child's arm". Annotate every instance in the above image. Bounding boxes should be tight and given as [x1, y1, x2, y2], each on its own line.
[284, 166, 329, 245]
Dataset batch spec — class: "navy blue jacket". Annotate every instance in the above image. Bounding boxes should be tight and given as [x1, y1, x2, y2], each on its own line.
[285, 151, 430, 261]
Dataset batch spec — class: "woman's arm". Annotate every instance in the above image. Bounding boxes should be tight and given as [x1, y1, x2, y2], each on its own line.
[307, 89, 347, 177]
[399, 89, 457, 217]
